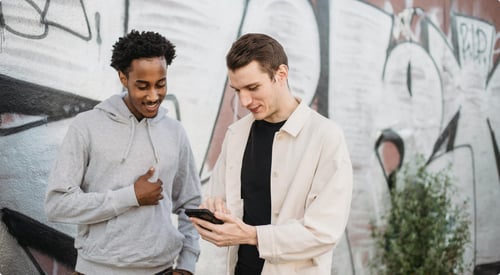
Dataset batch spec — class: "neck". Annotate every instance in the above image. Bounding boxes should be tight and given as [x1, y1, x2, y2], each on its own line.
[123, 95, 143, 121]
[266, 92, 299, 123]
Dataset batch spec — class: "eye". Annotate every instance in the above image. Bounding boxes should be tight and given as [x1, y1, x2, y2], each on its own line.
[136, 83, 149, 90]
[156, 80, 166, 88]
[248, 85, 258, 91]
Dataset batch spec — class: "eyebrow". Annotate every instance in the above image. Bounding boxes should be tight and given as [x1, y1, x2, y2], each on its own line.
[135, 78, 166, 85]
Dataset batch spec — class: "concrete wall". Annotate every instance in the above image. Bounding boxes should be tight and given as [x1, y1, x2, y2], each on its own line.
[0, 0, 498, 274]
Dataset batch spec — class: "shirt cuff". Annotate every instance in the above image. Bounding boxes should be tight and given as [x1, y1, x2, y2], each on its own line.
[108, 185, 139, 214]
[175, 248, 199, 274]
[256, 225, 275, 261]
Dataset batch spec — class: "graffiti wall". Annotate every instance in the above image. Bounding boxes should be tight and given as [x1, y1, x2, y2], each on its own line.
[0, 0, 498, 274]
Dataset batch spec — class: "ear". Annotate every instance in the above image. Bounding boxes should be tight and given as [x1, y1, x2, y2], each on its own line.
[118, 71, 128, 87]
[275, 64, 288, 82]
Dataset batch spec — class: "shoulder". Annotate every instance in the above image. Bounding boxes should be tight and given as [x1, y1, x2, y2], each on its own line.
[313, 111, 342, 131]
[71, 108, 101, 128]
[154, 114, 191, 141]
[308, 111, 346, 142]
[156, 114, 185, 133]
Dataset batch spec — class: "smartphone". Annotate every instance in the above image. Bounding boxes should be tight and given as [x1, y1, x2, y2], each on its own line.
[185, 208, 224, 224]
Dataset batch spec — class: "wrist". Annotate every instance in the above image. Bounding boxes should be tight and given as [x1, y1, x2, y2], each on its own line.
[248, 225, 258, 246]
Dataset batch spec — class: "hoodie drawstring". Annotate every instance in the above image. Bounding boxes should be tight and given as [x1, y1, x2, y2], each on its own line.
[120, 117, 160, 168]
[121, 116, 136, 163]
[146, 119, 161, 182]
[146, 119, 160, 164]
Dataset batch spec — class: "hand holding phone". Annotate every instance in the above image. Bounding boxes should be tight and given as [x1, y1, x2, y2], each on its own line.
[185, 208, 224, 224]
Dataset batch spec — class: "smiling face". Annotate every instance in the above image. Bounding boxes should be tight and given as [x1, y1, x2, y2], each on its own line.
[119, 56, 167, 120]
[229, 60, 292, 123]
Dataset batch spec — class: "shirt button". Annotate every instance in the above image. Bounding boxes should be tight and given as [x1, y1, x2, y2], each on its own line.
[273, 171, 278, 178]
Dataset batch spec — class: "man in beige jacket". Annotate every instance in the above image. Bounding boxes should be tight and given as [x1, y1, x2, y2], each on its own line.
[190, 33, 353, 275]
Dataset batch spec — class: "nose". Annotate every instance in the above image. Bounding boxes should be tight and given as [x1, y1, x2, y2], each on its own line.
[146, 87, 160, 102]
[238, 91, 252, 108]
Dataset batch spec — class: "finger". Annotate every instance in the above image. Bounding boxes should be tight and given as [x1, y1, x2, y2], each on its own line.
[200, 197, 213, 209]
[146, 167, 155, 176]
[213, 211, 234, 225]
[191, 220, 211, 236]
[191, 217, 219, 233]
[143, 167, 155, 181]
[204, 198, 215, 212]
[193, 224, 228, 247]
[215, 198, 227, 213]
[147, 167, 160, 183]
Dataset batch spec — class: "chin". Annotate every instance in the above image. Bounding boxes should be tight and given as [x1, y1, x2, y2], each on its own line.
[142, 111, 158, 118]
[252, 113, 266, 121]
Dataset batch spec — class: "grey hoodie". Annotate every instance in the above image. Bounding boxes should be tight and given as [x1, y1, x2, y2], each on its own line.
[45, 94, 202, 275]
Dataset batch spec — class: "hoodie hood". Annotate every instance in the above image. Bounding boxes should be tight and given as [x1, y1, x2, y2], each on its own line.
[93, 93, 167, 165]
[94, 93, 168, 124]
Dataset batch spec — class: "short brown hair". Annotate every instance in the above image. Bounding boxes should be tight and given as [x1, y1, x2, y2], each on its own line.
[226, 33, 288, 79]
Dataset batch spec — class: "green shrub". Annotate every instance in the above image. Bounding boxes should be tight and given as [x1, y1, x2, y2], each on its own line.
[371, 155, 471, 275]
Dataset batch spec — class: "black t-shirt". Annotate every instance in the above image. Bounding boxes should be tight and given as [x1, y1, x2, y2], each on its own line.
[235, 119, 286, 275]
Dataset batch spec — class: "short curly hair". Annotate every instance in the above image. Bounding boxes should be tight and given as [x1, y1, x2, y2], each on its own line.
[110, 30, 176, 73]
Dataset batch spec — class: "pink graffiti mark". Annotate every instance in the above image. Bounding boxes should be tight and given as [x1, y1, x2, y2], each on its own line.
[29, 248, 74, 275]
[0, 0, 91, 41]
[0, 113, 46, 130]
[375, 129, 405, 190]
[1, 208, 77, 273]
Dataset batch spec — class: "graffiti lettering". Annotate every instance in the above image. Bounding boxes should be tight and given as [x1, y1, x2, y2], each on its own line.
[0, 0, 91, 41]
[454, 15, 495, 71]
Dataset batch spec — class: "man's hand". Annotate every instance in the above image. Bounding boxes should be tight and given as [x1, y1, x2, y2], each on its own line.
[134, 167, 163, 205]
[200, 197, 230, 214]
[191, 210, 257, 247]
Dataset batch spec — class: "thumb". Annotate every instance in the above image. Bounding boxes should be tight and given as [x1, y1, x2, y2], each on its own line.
[146, 166, 160, 183]
[144, 167, 155, 178]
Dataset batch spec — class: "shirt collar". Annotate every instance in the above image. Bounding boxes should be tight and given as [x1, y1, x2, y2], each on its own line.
[280, 98, 311, 137]
[228, 97, 311, 137]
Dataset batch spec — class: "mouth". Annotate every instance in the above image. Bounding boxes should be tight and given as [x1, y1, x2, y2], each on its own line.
[248, 105, 260, 113]
[144, 101, 160, 112]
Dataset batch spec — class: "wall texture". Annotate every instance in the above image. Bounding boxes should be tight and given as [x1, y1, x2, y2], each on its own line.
[0, 0, 498, 274]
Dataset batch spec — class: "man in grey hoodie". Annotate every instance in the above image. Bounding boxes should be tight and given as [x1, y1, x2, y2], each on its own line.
[45, 30, 201, 275]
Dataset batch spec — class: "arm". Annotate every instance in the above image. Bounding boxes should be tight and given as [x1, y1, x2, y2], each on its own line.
[205, 130, 229, 201]
[44, 124, 163, 224]
[171, 132, 202, 273]
[199, 129, 231, 214]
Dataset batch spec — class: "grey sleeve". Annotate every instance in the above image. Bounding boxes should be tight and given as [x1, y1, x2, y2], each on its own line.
[171, 130, 202, 272]
[44, 124, 138, 225]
